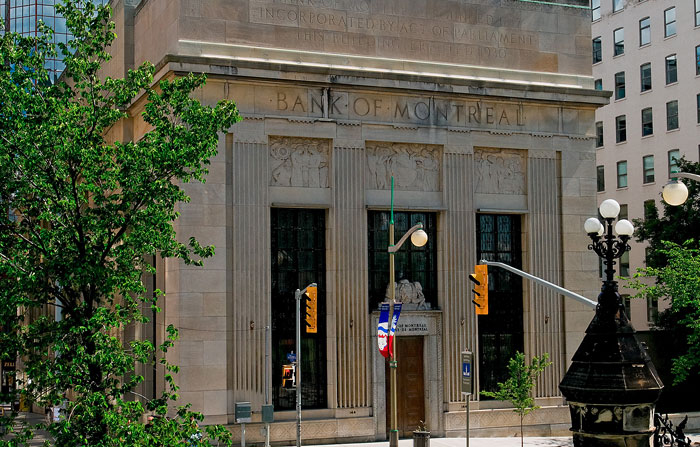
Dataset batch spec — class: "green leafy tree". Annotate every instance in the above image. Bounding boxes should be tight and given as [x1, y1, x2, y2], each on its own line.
[0, 0, 239, 446]
[629, 242, 700, 386]
[633, 158, 700, 268]
[480, 352, 551, 447]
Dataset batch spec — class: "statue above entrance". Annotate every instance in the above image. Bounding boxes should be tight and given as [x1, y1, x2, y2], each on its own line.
[384, 279, 431, 311]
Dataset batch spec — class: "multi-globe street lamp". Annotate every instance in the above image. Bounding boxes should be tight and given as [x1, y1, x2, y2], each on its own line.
[662, 172, 700, 206]
[559, 199, 663, 446]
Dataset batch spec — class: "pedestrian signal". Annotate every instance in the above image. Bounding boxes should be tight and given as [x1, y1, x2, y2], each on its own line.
[469, 265, 488, 315]
[304, 285, 318, 333]
[282, 364, 296, 388]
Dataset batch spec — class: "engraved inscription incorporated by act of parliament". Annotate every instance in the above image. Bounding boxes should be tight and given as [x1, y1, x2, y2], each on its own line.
[238, 0, 583, 73]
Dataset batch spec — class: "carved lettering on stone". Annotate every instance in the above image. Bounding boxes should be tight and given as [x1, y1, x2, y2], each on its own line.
[473, 149, 526, 194]
[366, 142, 440, 191]
[269, 136, 330, 188]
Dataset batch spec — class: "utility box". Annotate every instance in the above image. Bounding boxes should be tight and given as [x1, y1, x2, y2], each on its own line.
[234, 402, 252, 424]
[261, 404, 274, 423]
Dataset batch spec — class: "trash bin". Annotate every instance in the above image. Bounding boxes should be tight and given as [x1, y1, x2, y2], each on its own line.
[413, 430, 430, 447]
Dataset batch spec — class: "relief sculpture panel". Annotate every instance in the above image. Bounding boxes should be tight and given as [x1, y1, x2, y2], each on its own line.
[269, 136, 330, 188]
[473, 149, 526, 194]
[366, 142, 441, 191]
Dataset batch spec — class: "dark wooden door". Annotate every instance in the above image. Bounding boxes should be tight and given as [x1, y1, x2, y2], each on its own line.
[386, 336, 425, 438]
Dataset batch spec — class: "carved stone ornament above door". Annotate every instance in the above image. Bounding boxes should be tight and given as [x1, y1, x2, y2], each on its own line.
[473, 149, 526, 195]
[366, 142, 441, 192]
[269, 136, 331, 188]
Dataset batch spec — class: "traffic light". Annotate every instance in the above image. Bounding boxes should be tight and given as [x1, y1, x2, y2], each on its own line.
[469, 265, 488, 315]
[304, 285, 318, 333]
[282, 364, 296, 388]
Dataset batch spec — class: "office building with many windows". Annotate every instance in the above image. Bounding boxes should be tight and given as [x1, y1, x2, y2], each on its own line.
[592, 0, 700, 330]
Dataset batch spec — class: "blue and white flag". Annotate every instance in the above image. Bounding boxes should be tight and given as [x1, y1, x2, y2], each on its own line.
[388, 303, 402, 358]
[377, 303, 390, 358]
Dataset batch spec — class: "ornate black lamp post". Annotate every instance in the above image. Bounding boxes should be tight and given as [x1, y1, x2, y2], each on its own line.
[559, 199, 663, 446]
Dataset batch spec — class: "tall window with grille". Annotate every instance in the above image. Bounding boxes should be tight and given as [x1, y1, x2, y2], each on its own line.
[666, 100, 679, 131]
[666, 55, 677, 84]
[477, 214, 523, 395]
[617, 161, 628, 188]
[664, 7, 676, 37]
[593, 37, 602, 64]
[614, 72, 625, 100]
[668, 149, 681, 177]
[613, 28, 624, 56]
[641, 107, 653, 137]
[640, 63, 652, 92]
[367, 211, 437, 312]
[597, 165, 605, 192]
[616, 115, 626, 143]
[642, 155, 654, 184]
[639, 17, 650, 47]
[271, 208, 327, 410]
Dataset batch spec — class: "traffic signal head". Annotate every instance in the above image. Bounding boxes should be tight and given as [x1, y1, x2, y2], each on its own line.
[304, 285, 318, 333]
[469, 265, 488, 315]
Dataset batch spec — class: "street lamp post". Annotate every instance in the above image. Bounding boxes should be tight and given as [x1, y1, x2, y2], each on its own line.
[386, 177, 428, 447]
[662, 172, 700, 206]
[559, 199, 663, 446]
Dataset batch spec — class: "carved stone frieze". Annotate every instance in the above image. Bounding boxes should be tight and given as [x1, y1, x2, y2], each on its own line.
[366, 142, 441, 191]
[269, 136, 330, 188]
[473, 149, 526, 195]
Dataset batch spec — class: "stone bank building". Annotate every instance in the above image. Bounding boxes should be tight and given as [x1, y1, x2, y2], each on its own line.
[107, 0, 606, 443]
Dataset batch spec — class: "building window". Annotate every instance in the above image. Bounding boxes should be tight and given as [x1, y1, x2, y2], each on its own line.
[696, 46, 700, 75]
[617, 161, 628, 188]
[592, 0, 601, 21]
[368, 211, 437, 311]
[640, 63, 652, 92]
[613, 28, 624, 56]
[616, 115, 626, 143]
[643, 155, 655, 184]
[593, 37, 602, 64]
[597, 165, 605, 192]
[622, 295, 631, 320]
[613, 0, 623, 13]
[665, 54, 677, 84]
[619, 204, 628, 220]
[595, 78, 603, 90]
[697, 94, 700, 123]
[666, 100, 679, 131]
[477, 214, 523, 394]
[647, 296, 658, 324]
[596, 121, 604, 148]
[664, 7, 676, 38]
[696, 0, 700, 27]
[639, 17, 651, 46]
[668, 149, 681, 177]
[644, 199, 656, 220]
[641, 107, 653, 136]
[271, 208, 327, 410]
[620, 250, 630, 277]
[614, 72, 626, 100]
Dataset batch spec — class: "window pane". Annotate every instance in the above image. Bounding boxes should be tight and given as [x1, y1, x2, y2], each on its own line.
[643, 155, 654, 184]
[593, 37, 602, 64]
[616, 115, 626, 143]
[696, 46, 700, 76]
[619, 204, 628, 220]
[647, 296, 658, 323]
[666, 100, 678, 131]
[613, 0, 623, 13]
[697, 0, 700, 28]
[596, 121, 604, 148]
[615, 72, 625, 100]
[640, 63, 652, 92]
[668, 149, 681, 177]
[642, 108, 653, 136]
[597, 165, 605, 192]
[595, 79, 603, 90]
[664, 7, 676, 37]
[666, 55, 677, 84]
[639, 17, 650, 46]
[617, 161, 627, 188]
[614, 28, 624, 56]
[592, 0, 601, 21]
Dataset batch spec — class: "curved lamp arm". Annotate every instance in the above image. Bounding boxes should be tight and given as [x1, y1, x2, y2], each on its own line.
[672, 172, 700, 182]
[388, 223, 423, 253]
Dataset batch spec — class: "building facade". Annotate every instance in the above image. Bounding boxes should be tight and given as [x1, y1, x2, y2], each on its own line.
[592, 0, 700, 330]
[104, 0, 605, 443]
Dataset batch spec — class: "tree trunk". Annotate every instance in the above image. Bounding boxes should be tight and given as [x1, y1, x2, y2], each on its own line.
[520, 416, 524, 447]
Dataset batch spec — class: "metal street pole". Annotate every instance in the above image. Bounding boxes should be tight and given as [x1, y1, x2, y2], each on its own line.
[265, 325, 270, 447]
[294, 283, 316, 448]
[389, 210, 398, 447]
